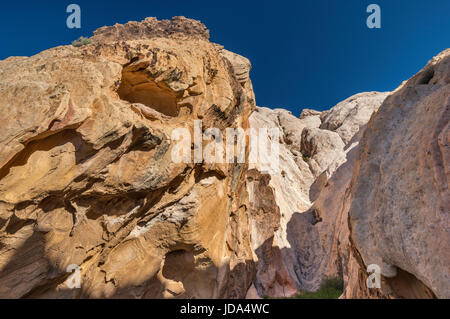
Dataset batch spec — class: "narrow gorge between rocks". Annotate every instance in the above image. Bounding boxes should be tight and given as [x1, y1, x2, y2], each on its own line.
[0, 17, 448, 299]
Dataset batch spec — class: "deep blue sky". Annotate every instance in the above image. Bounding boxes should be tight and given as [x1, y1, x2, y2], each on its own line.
[1, 0, 449, 115]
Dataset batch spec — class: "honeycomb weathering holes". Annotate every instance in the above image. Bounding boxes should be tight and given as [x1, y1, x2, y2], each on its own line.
[118, 64, 179, 117]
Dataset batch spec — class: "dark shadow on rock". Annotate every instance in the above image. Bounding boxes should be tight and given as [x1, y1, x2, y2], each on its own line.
[283, 210, 323, 291]
[0, 231, 62, 298]
[253, 236, 297, 297]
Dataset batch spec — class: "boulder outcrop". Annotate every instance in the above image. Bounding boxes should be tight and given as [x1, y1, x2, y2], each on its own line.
[0, 16, 448, 299]
[0, 17, 256, 298]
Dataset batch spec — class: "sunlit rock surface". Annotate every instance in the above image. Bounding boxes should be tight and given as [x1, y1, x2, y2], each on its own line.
[0, 16, 448, 299]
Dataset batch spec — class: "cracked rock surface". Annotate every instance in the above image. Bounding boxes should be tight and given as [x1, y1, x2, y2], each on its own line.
[0, 17, 448, 299]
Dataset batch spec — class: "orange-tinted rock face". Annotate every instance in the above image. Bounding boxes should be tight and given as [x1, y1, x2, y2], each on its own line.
[0, 17, 256, 299]
[0, 16, 448, 299]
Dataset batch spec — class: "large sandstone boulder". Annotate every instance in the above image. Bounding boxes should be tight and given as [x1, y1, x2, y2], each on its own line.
[345, 49, 450, 299]
[295, 49, 449, 299]
[245, 90, 387, 295]
[0, 17, 256, 299]
[320, 91, 389, 144]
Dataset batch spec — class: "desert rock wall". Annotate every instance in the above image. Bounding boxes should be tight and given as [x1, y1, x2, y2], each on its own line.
[0, 16, 448, 299]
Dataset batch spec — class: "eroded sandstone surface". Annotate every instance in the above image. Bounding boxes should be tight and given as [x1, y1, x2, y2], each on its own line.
[344, 49, 450, 299]
[0, 17, 448, 299]
[0, 17, 255, 298]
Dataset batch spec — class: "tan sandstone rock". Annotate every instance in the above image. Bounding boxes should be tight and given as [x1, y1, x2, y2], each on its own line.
[0, 15, 447, 301]
[345, 49, 450, 299]
[0, 17, 256, 299]
[320, 91, 389, 144]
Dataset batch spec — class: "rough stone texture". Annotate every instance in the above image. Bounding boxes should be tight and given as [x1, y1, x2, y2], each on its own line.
[92, 16, 210, 42]
[0, 16, 448, 300]
[244, 89, 397, 296]
[320, 91, 389, 144]
[216, 47, 252, 85]
[291, 49, 450, 300]
[0, 17, 256, 299]
[301, 127, 346, 178]
[292, 141, 360, 293]
[246, 107, 314, 297]
[345, 49, 450, 299]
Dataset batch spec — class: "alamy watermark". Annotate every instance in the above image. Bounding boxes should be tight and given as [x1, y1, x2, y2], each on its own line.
[66, 4, 81, 29]
[65, 264, 81, 289]
[366, 264, 381, 289]
[65, 4, 381, 30]
[171, 120, 280, 174]
[366, 4, 381, 29]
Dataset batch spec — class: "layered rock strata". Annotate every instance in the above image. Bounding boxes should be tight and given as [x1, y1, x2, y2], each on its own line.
[0, 17, 448, 299]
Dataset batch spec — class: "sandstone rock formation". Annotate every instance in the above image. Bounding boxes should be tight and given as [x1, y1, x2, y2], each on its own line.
[320, 92, 389, 144]
[344, 49, 450, 299]
[0, 16, 448, 299]
[0, 17, 256, 299]
[246, 90, 388, 296]
[287, 50, 450, 299]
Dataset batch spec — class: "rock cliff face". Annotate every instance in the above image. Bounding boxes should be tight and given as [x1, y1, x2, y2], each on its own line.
[0, 17, 448, 299]
[246, 91, 389, 296]
[0, 17, 256, 298]
[344, 49, 450, 299]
